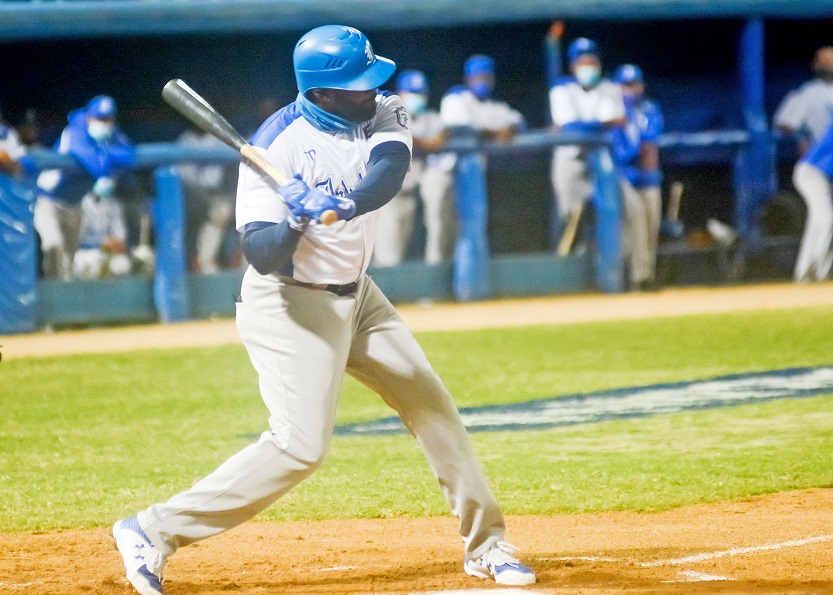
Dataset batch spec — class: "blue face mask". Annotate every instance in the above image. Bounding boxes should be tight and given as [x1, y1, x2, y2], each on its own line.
[401, 93, 427, 115]
[469, 81, 494, 101]
[295, 92, 357, 134]
[623, 93, 640, 110]
[574, 65, 601, 89]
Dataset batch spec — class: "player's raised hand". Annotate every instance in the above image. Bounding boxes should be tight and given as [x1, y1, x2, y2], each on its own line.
[548, 20, 565, 41]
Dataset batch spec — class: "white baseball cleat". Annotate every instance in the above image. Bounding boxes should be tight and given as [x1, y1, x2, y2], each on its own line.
[464, 540, 536, 585]
[112, 515, 166, 595]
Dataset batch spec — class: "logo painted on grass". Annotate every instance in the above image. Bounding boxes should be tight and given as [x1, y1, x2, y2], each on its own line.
[334, 366, 833, 436]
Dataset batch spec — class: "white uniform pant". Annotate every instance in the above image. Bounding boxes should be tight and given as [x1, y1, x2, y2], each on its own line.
[33, 197, 82, 281]
[551, 151, 592, 222]
[73, 248, 132, 279]
[620, 182, 662, 286]
[792, 162, 833, 282]
[372, 192, 417, 268]
[420, 166, 455, 265]
[138, 270, 505, 560]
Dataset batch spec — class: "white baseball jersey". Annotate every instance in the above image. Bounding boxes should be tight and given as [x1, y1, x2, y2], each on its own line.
[550, 79, 624, 158]
[78, 194, 127, 249]
[235, 93, 412, 285]
[438, 87, 523, 171]
[774, 79, 833, 142]
[440, 87, 524, 131]
[0, 125, 27, 161]
[405, 109, 453, 186]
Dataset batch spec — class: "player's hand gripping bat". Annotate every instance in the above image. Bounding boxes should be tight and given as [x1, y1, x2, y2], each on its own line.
[162, 79, 338, 225]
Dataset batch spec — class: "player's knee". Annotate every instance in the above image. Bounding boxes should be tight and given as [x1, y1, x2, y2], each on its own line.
[285, 438, 328, 472]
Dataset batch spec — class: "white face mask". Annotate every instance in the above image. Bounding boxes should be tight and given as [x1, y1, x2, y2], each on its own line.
[88, 119, 114, 142]
[574, 65, 601, 88]
[401, 93, 427, 115]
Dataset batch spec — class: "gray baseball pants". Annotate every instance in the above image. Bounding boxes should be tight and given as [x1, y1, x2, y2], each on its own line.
[138, 269, 504, 559]
[793, 161, 833, 282]
[621, 181, 661, 286]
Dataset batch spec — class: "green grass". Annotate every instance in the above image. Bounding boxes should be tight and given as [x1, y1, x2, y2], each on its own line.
[2, 305, 833, 531]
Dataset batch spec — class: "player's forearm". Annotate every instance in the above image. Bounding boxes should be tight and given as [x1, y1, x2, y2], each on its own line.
[349, 141, 411, 216]
[241, 220, 303, 275]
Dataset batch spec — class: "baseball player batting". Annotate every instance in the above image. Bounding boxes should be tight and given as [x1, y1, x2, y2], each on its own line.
[112, 25, 535, 594]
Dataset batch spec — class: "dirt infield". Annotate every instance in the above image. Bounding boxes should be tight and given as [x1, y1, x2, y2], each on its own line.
[4, 281, 833, 593]
[2, 489, 832, 594]
[4, 281, 833, 360]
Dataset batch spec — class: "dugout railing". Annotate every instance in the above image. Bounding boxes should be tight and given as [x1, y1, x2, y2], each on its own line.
[0, 127, 766, 334]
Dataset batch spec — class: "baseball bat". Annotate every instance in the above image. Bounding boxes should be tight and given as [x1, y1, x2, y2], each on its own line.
[162, 79, 337, 225]
[557, 202, 583, 256]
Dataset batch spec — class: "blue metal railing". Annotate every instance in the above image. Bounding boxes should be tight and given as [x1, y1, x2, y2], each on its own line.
[0, 127, 755, 333]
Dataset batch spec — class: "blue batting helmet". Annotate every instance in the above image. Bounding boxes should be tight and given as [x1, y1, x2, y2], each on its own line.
[397, 70, 428, 94]
[293, 25, 396, 93]
[615, 64, 643, 84]
[567, 38, 600, 64]
[86, 95, 116, 119]
[464, 55, 495, 77]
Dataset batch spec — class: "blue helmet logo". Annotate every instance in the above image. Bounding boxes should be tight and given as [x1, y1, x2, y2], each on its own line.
[294, 25, 396, 93]
[567, 38, 600, 64]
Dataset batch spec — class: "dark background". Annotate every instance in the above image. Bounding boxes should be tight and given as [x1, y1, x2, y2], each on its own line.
[2, 18, 829, 254]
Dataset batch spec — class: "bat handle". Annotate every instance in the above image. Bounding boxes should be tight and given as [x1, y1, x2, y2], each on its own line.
[320, 210, 338, 226]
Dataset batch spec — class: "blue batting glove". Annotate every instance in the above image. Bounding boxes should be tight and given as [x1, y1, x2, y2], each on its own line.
[278, 175, 311, 230]
[302, 188, 357, 223]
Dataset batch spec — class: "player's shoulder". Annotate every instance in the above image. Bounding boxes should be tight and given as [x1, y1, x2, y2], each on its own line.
[640, 98, 663, 115]
[375, 91, 405, 112]
[550, 75, 576, 90]
[597, 79, 621, 93]
[250, 101, 303, 149]
[795, 79, 826, 94]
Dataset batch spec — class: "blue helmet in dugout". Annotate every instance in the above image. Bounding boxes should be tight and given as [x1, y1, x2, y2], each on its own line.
[614, 64, 643, 85]
[294, 25, 396, 93]
[397, 70, 428, 95]
[397, 70, 429, 115]
[567, 38, 600, 65]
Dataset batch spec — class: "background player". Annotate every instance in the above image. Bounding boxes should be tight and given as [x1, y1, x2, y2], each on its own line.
[792, 116, 833, 282]
[0, 107, 36, 177]
[113, 24, 535, 595]
[547, 28, 626, 251]
[34, 95, 136, 279]
[72, 190, 132, 278]
[773, 46, 833, 157]
[440, 54, 524, 146]
[612, 64, 665, 290]
[373, 69, 452, 267]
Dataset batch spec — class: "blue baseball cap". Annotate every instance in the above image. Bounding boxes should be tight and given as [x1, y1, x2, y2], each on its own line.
[86, 95, 116, 119]
[464, 55, 495, 77]
[567, 38, 600, 64]
[615, 64, 643, 84]
[397, 70, 428, 94]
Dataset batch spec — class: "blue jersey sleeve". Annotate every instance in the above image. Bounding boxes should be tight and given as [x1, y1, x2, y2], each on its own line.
[640, 100, 664, 143]
[62, 124, 136, 179]
[544, 36, 563, 90]
[610, 124, 640, 168]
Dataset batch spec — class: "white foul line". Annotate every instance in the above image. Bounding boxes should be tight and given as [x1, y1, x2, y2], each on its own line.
[639, 534, 833, 567]
[677, 570, 733, 582]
